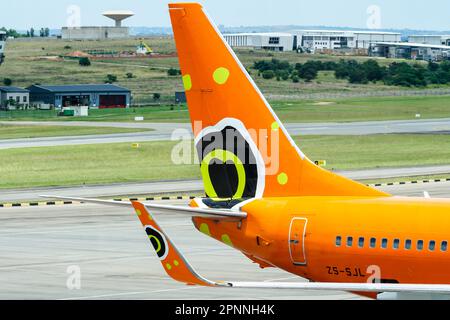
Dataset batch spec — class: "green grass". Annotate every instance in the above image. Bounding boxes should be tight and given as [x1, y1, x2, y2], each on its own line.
[299, 134, 450, 170]
[271, 95, 450, 122]
[2, 134, 450, 189]
[0, 106, 190, 122]
[0, 124, 149, 139]
[3, 95, 450, 123]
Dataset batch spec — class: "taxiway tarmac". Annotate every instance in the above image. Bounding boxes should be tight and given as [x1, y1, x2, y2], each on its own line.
[2, 118, 450, 149]
[0, 182, 446, 300]
[3, 166, 450, 203]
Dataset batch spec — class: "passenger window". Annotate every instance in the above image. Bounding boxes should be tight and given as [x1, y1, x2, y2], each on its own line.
[429, 240, 436, 251]
[393, 239, 400, 249]
[381, 238, 388, 249]
[358, 237, 364, 248]
[417, 240, 424, 251]
[442, 241, 448, 252]
[405, 239, 412, 250]
[370, 238, 376, 248]
[347, 237, 353, 247]
[336, 236, 342, 247]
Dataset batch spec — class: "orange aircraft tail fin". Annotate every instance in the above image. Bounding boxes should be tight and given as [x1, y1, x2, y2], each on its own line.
[169, 3, 387, 198]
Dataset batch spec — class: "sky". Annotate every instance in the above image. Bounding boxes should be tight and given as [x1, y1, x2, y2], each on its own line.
[1, 0, 450, 31]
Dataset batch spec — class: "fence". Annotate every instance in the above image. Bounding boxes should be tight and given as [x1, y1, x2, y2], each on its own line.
[267, 88, 450, 101]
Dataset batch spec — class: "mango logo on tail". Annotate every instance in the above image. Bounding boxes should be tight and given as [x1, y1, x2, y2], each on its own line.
[195, 118, 266, 201]
[145, 226, 169, 260]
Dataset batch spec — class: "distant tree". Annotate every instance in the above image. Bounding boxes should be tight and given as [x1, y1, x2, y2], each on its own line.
[105, 74, 118, 83]
[0, 27, 23, 38]
[384, 62, 426, 87]
[167, 68, 180, 76]
[348, 68, 368, 84]
[45, 28, 50, 37]
[79, 57, 91, 66]
[3, 78, 12, 86]
[262, 70, 275, 79]
[126, 72, 134, 79]
[297, 62, 319, 82]
[279, 70, 290, 81]
[30, 28, 35, 37]
[362, 60, 386, 82]
[39, 28, 45, 37]
[153, 93, 161, 101]
[428, 61, 440, 72]
[292, 75, 300, 83]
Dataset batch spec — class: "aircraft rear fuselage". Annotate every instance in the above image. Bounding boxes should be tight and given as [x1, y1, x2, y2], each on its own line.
[193, 196, 450, 286]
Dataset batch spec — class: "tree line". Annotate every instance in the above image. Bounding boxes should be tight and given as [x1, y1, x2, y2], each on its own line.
[0, 27, 51, 38]
[253, 58, 450, 87]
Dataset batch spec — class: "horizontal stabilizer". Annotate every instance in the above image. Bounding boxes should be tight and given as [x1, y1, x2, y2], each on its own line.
[40, 195, 247, 219]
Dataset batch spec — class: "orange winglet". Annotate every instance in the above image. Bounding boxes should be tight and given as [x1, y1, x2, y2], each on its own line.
[131, 201, 218, 287]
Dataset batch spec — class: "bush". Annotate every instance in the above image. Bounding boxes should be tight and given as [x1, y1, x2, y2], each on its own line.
[3, 78, 12, 86]
[292, 76, 300, 83]
[348, 68, 368, 84]
[153, 93, 161, 101]
[105, 74, 117, 83]
[262, 70, 275, 79]
[167, 68, 181, 76]
[126, 72, 134, 79]
[79, 57, 91, 66]
[384, 62, 426, 87]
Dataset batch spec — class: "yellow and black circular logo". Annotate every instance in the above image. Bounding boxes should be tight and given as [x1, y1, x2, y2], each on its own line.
[196, 125, 259, 200]
[145, 226, 168, 260]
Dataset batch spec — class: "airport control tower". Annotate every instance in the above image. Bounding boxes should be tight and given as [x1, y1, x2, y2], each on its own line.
[0, 31, 6, 65]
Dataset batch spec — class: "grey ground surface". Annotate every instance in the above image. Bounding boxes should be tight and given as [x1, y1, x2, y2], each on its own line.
[2, 118, 450, 149]
[0, 201, 362, 300]
[0, 182, 447, 300]
[2, 165, 450, 203]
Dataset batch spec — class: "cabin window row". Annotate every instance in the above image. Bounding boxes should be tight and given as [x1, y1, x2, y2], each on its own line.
[335, 236, 448, 252]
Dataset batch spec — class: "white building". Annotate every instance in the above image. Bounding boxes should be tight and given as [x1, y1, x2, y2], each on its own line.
[223, 33, 295, 52]
[408, 35, 450, 46]
[293, 30, 402, 51]
[61, 27, 129, 40]
[0, 31, 6, 65]
[0, 87, 30, 110]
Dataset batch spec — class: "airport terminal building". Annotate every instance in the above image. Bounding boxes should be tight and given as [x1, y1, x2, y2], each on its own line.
[223, 30, 401, 53]
[294, 30, 401, 51]
[27, 84, 131, 109]
[223, 32, 296, 52]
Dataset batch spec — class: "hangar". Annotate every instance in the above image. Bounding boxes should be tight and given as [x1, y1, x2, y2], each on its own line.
[408, 35, 450, 46]
[27, 84, 131, 109]
[369, 42, 450, 61]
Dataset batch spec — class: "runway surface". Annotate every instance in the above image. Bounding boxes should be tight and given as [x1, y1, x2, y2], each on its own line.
[0, 182, 448, 300]
[2, 118, 450, 149]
